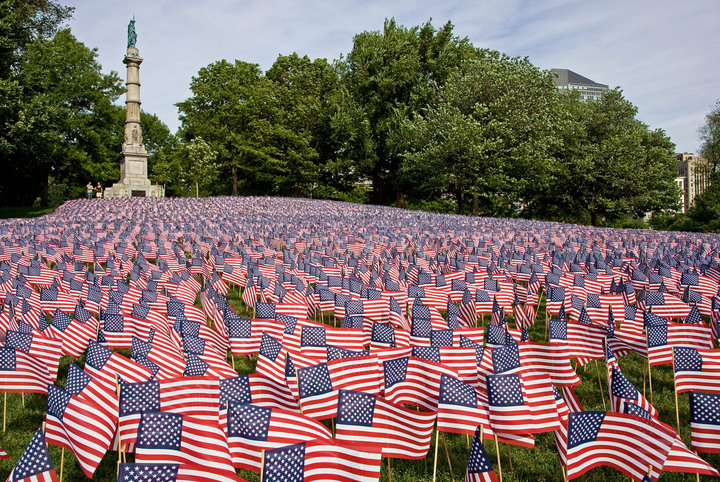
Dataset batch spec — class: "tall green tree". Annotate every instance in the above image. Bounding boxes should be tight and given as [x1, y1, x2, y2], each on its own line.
[550, 89, 679, 226]
[177, 60, 278, 195]
[399, 54, 562, 216]
[699, 100, 720, 171]
[4, 28, 122, 205]
[339, 18, 477, 206]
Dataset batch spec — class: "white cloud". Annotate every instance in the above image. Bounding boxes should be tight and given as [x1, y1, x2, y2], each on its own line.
[65, 0, 719, 152]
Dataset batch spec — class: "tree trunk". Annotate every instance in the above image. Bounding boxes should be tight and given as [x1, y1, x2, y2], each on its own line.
[472, 194, 479, 216]
[591, 210, 598, 227]
[40, 171, 49, 206]
[456, 188, 465, 215]
[396, 187, 406, 209]
[231, 165, 238, 196]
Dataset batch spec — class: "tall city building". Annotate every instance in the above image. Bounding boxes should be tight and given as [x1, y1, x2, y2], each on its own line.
[550, 69, 609, 101]
[676, 153, 713, 212]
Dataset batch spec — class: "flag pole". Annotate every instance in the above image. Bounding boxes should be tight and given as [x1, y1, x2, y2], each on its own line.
[505, 442, 513, 471]
[59, 447, 65, 482]
[387, 457, 392, 482]
[432, 426, 440, 482]
[441, 432, 454, 482]
[648, 358, 654, 405]
[493, 433, 503, 482]
[672, 349, 680, 432]
[594, 359, 606, 410]
[3, 392, 5, 433]
[260, 449, 265, 481]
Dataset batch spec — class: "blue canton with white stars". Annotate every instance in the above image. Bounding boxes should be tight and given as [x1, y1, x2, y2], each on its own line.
[297, 363, 333, 399]
[227, 402, 272, 440]
[337, 389, 376, 427]
[439, 373, 477, 408]
[486, 374, 524, 407]
[137, 411, 183, 450]
[567, 411, 605, 449]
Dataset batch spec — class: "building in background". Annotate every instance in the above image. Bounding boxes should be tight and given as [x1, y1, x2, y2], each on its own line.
[676, 153, 713, 212]
[550, 69, 609, 101]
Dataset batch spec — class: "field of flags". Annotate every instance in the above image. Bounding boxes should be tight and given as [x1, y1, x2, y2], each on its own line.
[0, 196, 719, 481]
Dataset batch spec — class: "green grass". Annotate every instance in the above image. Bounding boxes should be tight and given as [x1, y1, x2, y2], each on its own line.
[0, 206, 55, 219]
[0, 291, 718, 481]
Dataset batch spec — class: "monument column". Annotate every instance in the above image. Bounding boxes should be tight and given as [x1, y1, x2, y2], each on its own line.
[104, 18, 164, 198]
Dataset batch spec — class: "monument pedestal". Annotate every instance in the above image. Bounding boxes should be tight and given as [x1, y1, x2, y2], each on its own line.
[104, 143, 164, 198]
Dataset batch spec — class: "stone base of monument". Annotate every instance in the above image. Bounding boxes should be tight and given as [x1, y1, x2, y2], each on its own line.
[103, 144, 164, 198]
[104, 182, 164, 198]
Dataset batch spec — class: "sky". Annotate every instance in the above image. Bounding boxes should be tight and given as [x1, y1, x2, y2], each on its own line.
[64, 0, 719, 153]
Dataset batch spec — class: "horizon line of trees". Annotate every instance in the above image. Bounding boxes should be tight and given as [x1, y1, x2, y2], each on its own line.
[2, 1, 718, 230]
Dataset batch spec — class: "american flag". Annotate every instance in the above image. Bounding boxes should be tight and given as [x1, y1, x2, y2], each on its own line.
[640, 291, 691, 319]
[335, 389, 437, 459]
[84, 340, 153, 387]
[606, 360, 658, 418]
[48, 307, 98, 358]
[4, 329, 63, 382]
[382, 355, 458, 412]
[0, 346, 52, 394]
[646, 319, 714, 366]
[465, 425, 499, 482]
[6, 427, 58, 482]
[492, 342, 581, 388]
[296, 356, 380, 420]
[260, 439, 382, 482]
[486, 371, 560, 435]
[134, 411, 237, 482]
[622, 402, 720, 477]
[688, 391, 720, 454]
[565, 411, 676, 481]
[673, 347, 720, 394]
[45, 383, 116, 477]
[220, 374, 299, 412]
[226, 401, 331, 472]
[436, 373, 534, 448]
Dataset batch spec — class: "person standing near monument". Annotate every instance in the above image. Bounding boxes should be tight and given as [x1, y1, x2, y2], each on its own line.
[86, 181, 94, 199]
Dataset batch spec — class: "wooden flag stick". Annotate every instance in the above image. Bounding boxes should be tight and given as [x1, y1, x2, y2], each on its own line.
[3, 392, 6, 433]
[432, 428, 440, 482]
[672, 350, 681, 432]
[648, 358, 654, 405]
[595, 359, 606, 410]
[643, 357, 647, 398]
[260, 450, 265, 481]
[648, 464, 653, 480]
[561, 464, 568, 482]
[494, 433, 503, 482]
[387, 457, 392, 482]
[60, 447, 65, 482]
[441, 432, 454, 482]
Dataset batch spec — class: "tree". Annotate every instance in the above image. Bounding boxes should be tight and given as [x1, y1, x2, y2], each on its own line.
[1, 28, 122, 205]
[550, 89, 679, 226]
[177, 60, 277, 196]
[0, 0, 73, 78]
[339, 18, 477, 206]
[179, 137, 217, 198]
[399, 53, 562, 216]
[699, 100, 720, 171]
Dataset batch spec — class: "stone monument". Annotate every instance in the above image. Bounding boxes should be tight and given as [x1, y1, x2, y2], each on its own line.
[104, 18, 164, 198]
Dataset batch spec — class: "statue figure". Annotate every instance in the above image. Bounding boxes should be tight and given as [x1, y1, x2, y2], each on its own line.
[127, 18, 137, 48]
